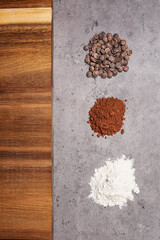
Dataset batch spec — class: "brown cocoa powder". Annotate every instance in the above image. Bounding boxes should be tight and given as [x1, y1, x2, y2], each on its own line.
[88, 97, 126, 137]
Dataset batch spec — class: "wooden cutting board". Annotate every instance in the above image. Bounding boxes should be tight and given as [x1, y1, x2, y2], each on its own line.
[0, 7, 52, 240]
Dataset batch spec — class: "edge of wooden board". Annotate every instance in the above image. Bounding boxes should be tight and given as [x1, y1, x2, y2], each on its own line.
[0, 8, 52, 25]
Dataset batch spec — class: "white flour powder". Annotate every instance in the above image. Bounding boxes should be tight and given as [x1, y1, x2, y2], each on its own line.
[89, 155, 139, 208]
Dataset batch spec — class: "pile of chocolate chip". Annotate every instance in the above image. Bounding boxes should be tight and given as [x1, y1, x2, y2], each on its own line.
[83, 32, 132, 79]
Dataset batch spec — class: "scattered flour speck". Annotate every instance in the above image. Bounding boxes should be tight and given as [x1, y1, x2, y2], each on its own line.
[89, 155, 139, 209]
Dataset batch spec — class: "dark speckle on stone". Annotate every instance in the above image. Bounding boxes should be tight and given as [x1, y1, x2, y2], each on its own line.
[91, 20, 98, 30]
[137, 200, 145, 210]
[84, 27, 89, 34]
[56, 196, 60, 202]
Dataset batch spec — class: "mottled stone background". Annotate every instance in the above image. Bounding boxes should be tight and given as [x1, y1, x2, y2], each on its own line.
[53, 0, 160, 239]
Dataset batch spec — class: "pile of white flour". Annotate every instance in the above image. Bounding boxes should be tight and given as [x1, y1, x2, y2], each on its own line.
[89, 155, 139, 208]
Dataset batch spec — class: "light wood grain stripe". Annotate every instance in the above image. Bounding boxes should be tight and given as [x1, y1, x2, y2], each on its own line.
[0, 8, 52, 25]
[0, 104, 51, 108]
[0, 147, 51, 152]
[0, 160, 52, 168]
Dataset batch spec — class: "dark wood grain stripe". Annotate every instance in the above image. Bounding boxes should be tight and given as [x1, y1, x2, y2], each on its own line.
[0, 0, 51, 8]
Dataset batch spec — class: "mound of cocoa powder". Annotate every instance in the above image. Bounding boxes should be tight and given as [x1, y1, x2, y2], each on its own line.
[88, 97, 126, 138]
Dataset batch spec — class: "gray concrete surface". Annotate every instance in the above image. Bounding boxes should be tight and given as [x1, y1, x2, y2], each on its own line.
[53, 0, 160, 239]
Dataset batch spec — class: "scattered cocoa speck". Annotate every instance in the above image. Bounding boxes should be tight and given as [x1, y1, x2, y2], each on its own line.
[92, 134, 94, 136]
[125, 99, 128, 102]
[97, 134, 101, 138]
[105, 136, 107, 139]
[121, 129, 125, 134]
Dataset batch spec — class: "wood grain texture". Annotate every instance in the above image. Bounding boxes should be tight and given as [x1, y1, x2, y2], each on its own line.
[0, 8, 52, 240]
[0, 0, 51, 8]
[0, 8, 52, 25]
